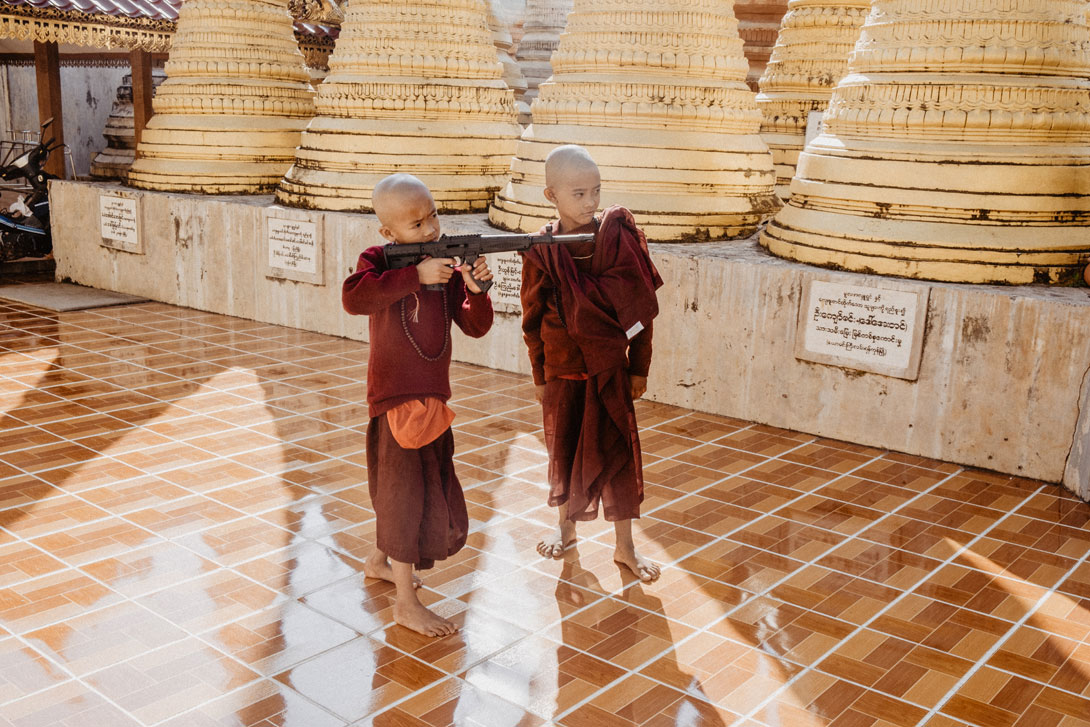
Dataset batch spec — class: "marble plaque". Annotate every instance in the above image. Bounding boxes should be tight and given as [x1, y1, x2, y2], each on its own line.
[266, 212, 323, 285]
[488, 251, 523, 313]
[99, 193, 141, 253]
[795, 279, 929, 380]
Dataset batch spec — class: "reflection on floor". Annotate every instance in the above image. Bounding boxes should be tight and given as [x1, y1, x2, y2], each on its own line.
[0, 296, 1088, 727]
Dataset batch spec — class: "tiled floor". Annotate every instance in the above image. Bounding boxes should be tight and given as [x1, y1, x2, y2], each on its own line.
[0, 294, 1089, 727]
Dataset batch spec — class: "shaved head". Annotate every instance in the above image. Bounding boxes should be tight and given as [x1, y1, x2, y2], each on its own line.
[372, 173, 440, 244]
[544, 145, 599, 188]
[372, 173, 432, 226]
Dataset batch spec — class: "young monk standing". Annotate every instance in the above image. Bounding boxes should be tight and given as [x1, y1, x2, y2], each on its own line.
[343, 173, 494, 636]
[520, 145, 663, 582]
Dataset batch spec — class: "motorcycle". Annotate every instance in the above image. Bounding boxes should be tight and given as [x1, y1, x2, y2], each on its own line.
[0, 117, 63, 262]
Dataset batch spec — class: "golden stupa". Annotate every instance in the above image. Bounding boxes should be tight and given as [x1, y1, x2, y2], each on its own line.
[490, 0, 780, 241]
[761, 0, 1090, 284]
[275, 0, 521, 212]
[127, 0, 315, 193]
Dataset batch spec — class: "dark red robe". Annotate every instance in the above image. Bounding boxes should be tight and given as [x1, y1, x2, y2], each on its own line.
[521, 205, 663, 522]
[344, 245, 493, 568]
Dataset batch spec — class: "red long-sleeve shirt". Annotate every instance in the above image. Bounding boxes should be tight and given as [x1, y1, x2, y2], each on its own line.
[343, 245, 494, 417]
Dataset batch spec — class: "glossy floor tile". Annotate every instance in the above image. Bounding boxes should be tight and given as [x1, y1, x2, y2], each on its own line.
[0, 294, 1089, 727]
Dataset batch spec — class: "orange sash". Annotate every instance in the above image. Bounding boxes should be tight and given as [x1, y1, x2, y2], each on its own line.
[386, 397, 455, 449]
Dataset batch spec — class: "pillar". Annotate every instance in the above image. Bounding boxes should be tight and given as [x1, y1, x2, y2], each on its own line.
[761, 0, 1090, 284]
[127, 0, 315, 194]
[33, 41, 65, 179]
[734, 0, 790, 91]
[756, 0, 870, 199]
[490, 0, 781, 241]
[275, 0, 521, 213]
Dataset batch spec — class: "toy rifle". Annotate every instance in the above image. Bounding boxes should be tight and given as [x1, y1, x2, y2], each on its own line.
[383, 230, 596, 292]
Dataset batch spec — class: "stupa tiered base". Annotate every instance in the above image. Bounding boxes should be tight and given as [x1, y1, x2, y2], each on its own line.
[760, 0, 1090, 284]
[128, 115, 311, 194]
[275, 114, 520, 212]
[762, 137, 1090, 284]
[490, 126, 779, 240]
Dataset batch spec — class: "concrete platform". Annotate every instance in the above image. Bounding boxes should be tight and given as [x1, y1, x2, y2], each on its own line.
[51, 180, 1090, 499]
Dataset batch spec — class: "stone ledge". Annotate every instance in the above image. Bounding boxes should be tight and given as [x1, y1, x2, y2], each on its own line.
[51, 180, 1090, 499]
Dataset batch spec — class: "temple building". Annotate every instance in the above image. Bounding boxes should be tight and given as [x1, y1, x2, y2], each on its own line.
[515, 0, 572, 117]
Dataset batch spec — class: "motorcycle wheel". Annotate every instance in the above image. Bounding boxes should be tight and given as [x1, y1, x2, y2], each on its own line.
[0, 231, 49, 261]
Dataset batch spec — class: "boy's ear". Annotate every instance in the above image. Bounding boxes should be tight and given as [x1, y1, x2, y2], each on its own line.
[378, 224, 397, 243]
[543, 187, 557, 205]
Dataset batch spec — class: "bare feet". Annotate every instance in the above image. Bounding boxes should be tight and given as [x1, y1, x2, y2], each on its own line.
[614, 546, 661, 583]
[537, 519, 577, 559]
[394, 599, 458, 637]
[364, 552, 421, 588]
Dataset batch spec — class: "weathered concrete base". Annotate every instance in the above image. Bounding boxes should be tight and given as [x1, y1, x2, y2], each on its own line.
[53, 181, 1090, 500]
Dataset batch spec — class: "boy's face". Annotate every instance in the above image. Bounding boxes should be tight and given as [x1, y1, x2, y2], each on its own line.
[377, 188, 441, 244]
[544, 165, 601, 231]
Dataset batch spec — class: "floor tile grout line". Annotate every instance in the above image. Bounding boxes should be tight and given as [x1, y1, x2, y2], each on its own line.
[731, 481, 1057, 726]
[918, 543, 1090, 724]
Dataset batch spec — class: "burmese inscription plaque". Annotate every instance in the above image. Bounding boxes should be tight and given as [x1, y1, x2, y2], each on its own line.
[488, 251, 522, 313]
[265, 211, 323, 285]
[795, 279, 929, 380]
[99, 193, 141, 253]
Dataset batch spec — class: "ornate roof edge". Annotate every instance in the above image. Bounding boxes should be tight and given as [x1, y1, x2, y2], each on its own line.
[0, 4, 173, 51]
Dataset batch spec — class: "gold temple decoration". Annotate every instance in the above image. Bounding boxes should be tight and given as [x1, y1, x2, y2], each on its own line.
[295, 27, 335, 76]
[275, 0, 521, 213]
[756, 0, 869, 199]
[761, 0, 1090, 284]
[516, 0, 572, 114]
[735, 0, 790, 90]
[127, 0, 315, 194]
[0, 3, 173, 52]
[490, 0, 781, 241]
[90, 68, 167, 181]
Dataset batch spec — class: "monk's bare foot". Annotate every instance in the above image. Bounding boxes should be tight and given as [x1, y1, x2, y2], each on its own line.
[614, 546, 661, 582]
[537, 520, 577, 559]
[364, 554, 421, 589]
[394, 600, 457, 637]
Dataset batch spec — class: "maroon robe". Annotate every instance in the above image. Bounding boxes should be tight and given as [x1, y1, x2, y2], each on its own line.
[521, 206, 663, 521]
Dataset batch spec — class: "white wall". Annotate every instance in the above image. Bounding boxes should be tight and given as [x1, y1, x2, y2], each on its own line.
[0, 60, 127, 178]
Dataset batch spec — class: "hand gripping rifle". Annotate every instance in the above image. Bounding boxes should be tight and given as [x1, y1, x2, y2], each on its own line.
[383, 230, 596, 293]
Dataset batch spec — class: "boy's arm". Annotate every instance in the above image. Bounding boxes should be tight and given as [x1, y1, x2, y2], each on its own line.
[628, 321, 653, 377]
[453, 278, 494, 339]
[627, 322, 653, 399]
[520, 255, 548, 386]
[342, 247, 421, 315]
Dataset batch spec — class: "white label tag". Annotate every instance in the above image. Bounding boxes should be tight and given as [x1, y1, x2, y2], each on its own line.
[626, 321, 645, 340]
